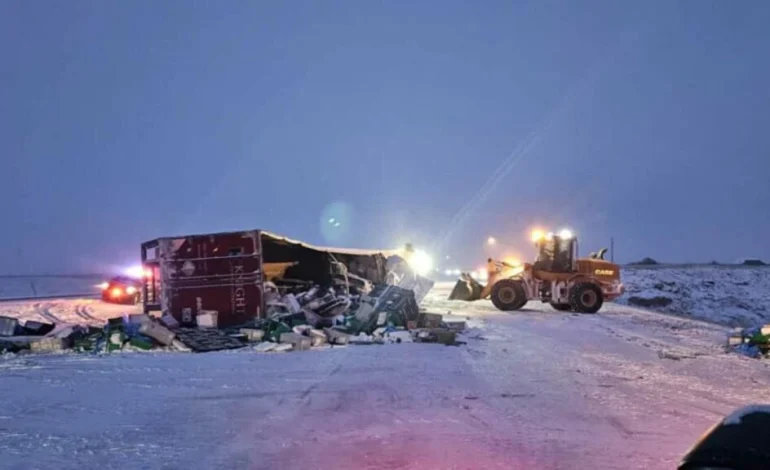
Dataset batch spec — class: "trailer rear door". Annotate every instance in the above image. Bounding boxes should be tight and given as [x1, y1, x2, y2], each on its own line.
[145, 231, 263, 327]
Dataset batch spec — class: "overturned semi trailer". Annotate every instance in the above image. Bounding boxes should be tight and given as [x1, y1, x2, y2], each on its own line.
[140, 230, 433, 328]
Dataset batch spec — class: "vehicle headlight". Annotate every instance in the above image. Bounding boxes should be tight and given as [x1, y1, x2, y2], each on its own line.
[406, 249, 433, 276]
[126, 286, 137, 295]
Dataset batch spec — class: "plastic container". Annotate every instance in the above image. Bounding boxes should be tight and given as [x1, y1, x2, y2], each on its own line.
[0, 316, 19, 337]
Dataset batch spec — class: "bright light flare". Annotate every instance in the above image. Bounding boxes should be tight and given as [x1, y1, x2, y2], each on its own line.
[487, 236, 497, 245]
[97, 282, 109, 290]
[406, 249, 434, 276]
[110, 287, 123, 298]
[530, 229, 546, 242]
[559, 229, 573, 239]
[504, 257, 520, 266]
[123, 265, 145, 279]
[126, 286, 137, 295]
[444, 268, 462, 277]
[471, 268, 488, 282]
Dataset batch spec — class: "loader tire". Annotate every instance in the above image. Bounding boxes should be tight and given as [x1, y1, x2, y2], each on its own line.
[491, 279, 527, 311]
[569, 283, 604, 314]
[550, 302, 571, 312]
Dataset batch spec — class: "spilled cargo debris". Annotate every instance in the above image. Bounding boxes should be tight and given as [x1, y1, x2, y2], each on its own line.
[0, 233, 462, 356]
[727, 325, 770, 358]
[0, 316, 19, 337]
[240, 328, 265, 342]
[138, 321, 175, 346]
[173, 328, 245, 353]
[22, 320, 56, 336]
[279, 332, 311, 351]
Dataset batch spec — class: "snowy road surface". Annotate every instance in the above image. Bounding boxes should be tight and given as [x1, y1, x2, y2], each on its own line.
[0, 297, 139, 326]
[2, 284, 769, 470]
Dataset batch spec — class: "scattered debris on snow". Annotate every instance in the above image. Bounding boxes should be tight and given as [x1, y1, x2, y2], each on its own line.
[726, 324, 770, 359]
[0, 280, 469, 357]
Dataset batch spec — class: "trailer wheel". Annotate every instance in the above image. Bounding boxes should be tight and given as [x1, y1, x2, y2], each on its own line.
[549, 302, 572, 312]
[569, 283, 604, 314]
[491, 279, 527, 311]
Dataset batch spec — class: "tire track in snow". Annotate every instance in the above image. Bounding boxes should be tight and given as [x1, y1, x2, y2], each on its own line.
[33, 302, 61, 324]
[74, 304, 98, 322]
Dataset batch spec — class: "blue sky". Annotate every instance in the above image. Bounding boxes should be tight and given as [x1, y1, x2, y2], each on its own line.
[1, 0, 769, 274]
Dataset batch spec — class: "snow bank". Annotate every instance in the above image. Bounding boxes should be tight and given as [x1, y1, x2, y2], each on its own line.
[616, 266, 770, 327]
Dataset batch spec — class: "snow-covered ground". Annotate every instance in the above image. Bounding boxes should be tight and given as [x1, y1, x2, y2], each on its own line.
[2, 283, 770, 470]
[0, 297, 139, 326]
[617, 266, 770, 327]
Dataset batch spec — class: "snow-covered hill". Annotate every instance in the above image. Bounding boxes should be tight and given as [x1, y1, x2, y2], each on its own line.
[616, 266, 770, 327]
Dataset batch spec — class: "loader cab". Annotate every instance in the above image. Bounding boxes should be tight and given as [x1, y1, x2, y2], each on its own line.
[534, 234, 576, 273]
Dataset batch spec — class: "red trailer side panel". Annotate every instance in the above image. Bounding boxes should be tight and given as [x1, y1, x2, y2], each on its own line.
[144, 230, 264, 327]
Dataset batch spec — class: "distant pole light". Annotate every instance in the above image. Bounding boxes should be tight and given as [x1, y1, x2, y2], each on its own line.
[611, 237, 615, 263]
[487, 237, 497, 246]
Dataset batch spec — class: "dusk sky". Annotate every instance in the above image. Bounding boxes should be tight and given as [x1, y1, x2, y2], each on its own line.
[1, 0, 769, 274]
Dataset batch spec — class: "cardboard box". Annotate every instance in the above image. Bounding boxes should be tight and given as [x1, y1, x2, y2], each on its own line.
[196, 311, 219, 329]
[431, 328, 457, 345]
[420, 313, 443, 329]
[309, 329, 327, 347]
[323, 328, 350, 345]
[22, 321, 55, 336]
[139, 322, 175, 346]
[240, 328, 265, 342]
[128, 314, 152, 326]
[279, 332, 311, 351]
[0, 316, 19, 337]
[443, 320, 466, 332]
[31, 337, 70, 352]
[161, 313, 180, 330]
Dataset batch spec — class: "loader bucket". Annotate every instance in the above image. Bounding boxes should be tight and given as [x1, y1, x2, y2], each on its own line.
[448, 274, 484, 301]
